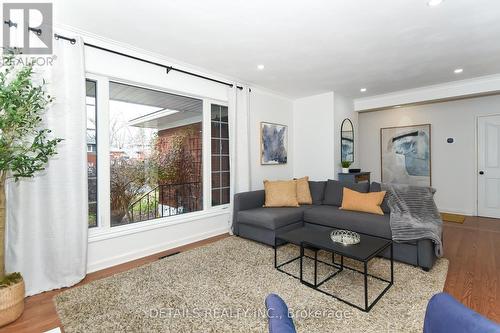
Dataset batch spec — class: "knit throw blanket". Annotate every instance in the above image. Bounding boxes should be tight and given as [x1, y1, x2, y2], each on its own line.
[381, 183, 443, 257]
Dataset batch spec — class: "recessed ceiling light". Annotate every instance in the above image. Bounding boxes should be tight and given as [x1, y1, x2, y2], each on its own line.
[454, 68, 463, 74]
[257, 64, 265, 70]
[394, 105, 402, 108]
[428, 0, 443, 7]
[360, 88, 367, 92]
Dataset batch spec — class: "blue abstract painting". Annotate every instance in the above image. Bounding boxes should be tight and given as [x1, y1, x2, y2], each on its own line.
[381, 124, 431, 186]
[261, 122, 288, 165]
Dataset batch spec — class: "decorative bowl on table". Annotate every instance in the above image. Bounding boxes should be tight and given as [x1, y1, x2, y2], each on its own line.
[330, 230, 360, 245]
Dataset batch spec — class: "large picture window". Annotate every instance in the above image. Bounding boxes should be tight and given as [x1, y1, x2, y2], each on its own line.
[86, 77, 229, 231]
[108, 82, 204, 226]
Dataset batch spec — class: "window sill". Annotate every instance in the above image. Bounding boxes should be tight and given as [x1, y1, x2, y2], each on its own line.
[88, 205, 230, 243]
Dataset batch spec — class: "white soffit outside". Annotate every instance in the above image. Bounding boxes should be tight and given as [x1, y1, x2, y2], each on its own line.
[354, 74, 500, 111]
[109, 81, 203, 113]
[53, 0, 500, 98]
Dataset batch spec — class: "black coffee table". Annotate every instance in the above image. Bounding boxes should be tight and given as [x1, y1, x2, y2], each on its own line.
[275, 226, 393, 312]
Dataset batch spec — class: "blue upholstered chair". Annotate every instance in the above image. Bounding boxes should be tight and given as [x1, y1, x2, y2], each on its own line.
[424, 292, 500, 333]
[265, 292, 500, 333]
[265, 294, 296, 333]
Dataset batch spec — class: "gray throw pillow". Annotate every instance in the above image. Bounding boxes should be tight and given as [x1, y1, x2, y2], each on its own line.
[370, 182, 391, 214]
[308, 181, 326, 205]
[322, 180, 369, 206]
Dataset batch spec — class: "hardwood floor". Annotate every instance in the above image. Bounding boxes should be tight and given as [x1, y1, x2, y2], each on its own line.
[1, 217, 499, 333]
[442, 216, 500, 322]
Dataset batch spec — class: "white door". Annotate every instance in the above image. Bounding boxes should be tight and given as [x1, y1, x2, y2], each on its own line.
[478, 115, 500, 218]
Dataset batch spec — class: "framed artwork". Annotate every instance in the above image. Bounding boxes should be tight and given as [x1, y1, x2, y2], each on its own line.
[260, 122, 288, 165]
[380, 124, 431, 186]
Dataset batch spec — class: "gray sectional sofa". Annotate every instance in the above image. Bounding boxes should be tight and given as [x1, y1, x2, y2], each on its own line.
[233, 180, 438, 271]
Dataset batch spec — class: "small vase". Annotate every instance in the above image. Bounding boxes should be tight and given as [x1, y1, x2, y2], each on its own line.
[342, 168, 349, 173]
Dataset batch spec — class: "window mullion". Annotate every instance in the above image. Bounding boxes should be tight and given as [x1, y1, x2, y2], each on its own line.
[202, 99, 212, 210]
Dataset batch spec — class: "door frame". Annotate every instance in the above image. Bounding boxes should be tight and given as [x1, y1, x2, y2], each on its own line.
[475, 113, 500, 217]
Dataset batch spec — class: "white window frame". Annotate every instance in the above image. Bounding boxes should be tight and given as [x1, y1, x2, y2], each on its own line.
[205, 99, 231, 209]
[87, 74, 230, 238]
[87, 73, 110, 236]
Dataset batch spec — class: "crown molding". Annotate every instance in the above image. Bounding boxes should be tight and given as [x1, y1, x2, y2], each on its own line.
[354, 73, 500, 112]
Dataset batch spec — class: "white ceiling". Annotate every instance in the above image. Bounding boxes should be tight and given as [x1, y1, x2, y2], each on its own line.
[55, 0, 500, 98]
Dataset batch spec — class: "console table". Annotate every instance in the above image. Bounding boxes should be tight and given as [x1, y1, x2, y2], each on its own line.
[338, 171, 370, 183]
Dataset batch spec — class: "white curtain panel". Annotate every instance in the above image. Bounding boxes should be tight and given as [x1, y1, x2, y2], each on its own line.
[228, 85, 251, 233]
[6, 37, 88, 296]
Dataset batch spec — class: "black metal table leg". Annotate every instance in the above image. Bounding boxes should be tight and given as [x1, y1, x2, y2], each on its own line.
[314, 249, 318, 287]
[390, 243, 394, 283]
[274, 240, 306, 281]
[275, 238, 393, 313]
[274, 244, 277, 268]
[364, 261, 368, 311]
[299, 244, 304, 282]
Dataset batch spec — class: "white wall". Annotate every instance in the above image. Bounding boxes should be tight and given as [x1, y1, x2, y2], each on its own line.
[293, 92, 335, 180]
[85, 44, 228, 102]
[87, 211, 228, 272]
[334, 93, 358, 172]
[358, 94, 500, 215]
[292, 92, 357, 180]
[249, 88, 294, 190]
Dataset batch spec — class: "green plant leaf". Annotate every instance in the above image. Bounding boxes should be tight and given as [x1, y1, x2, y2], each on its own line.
[0, 49, 62, 181]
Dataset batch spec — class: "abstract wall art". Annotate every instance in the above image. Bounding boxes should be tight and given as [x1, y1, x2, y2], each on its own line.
[260, 122, 288, 165]
[380, 124, 431, 186]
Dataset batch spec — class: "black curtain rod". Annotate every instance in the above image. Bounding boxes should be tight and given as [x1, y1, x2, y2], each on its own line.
[53, 33, 244, 90]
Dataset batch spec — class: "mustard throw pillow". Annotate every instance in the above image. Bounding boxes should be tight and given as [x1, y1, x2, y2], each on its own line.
[295, 176, 313, 205]
[340, 187, 386, 215]
[263, 180, 299, 207]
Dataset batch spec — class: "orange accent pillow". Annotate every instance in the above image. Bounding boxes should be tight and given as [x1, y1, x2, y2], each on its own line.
[263, 180, 299, 207]
[295, 176, 312, 205]
[340, 187, 386, 215]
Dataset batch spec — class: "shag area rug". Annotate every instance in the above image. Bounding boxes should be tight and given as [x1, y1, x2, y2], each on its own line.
[54, 237, 448, 333]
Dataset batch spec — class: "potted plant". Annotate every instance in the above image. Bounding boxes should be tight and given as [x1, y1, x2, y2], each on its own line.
[341, 160, 352, 173]
[0, 53, 62, 326]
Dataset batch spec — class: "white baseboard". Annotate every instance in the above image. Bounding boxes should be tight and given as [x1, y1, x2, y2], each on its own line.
[44, 328, 62, 333]
[438, 207, 474, 216]
[86, 226, 229, 273]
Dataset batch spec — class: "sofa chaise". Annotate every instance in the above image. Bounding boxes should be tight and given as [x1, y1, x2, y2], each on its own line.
[233, 180, 438, 271]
